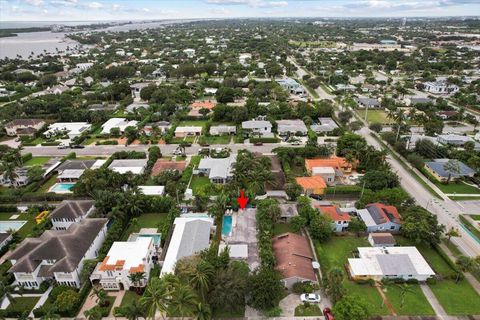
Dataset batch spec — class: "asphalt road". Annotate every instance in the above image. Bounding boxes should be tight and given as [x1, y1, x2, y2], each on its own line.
[21, 142, 298, 157]
[358, 127, 480, 257]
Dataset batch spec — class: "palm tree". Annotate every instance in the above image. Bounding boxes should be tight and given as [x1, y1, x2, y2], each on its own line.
[0, 282, 19, 306]
[84, 306, 102, 320]
[128, 272, 147, 294]
[445, 227, 460, 243]
[40, 308, 61, 320]
[190, 261, 214, 301]
[443, 159, 461, 184]
[90, 287, 108, 307]
[456, 256, 479, 275]
[324, 268, 345, 303]
[140, 277, 172, 320]
[1, 162, 18, 188]
[170, 283, 198, 320]
[395, 283, 414, 308]
[194, 302, 212, 320]
[122, 299, 145, 320]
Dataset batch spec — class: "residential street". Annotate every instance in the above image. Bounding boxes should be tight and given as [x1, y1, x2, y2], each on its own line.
[358, 127, 480, 257]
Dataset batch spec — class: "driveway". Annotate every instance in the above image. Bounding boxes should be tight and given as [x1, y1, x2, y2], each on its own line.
[279, 293, 300, 316]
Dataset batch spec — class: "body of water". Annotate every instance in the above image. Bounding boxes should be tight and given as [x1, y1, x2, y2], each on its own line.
[0, 220, 27, 233]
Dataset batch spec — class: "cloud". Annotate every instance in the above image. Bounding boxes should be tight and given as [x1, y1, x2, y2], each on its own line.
[49, 0, 78, 7]
[206, 0, 288, 8]
[24, 0, 44, 6]
[85, 1, 102, 9]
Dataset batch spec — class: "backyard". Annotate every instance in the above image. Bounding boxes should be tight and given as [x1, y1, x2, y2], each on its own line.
[24, 157, 51, 166]
[273, 223, 297, 236]
[5, 296, 40, 315]
[0, 211, 36, 239]
[120, 212, 168, 241]
[357, 110, 390, 124]
[201, 135, 231, 144]
[190, 175, 212, 195]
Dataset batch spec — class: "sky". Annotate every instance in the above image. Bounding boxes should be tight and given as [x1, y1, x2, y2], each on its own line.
[1, 0, 479, 22]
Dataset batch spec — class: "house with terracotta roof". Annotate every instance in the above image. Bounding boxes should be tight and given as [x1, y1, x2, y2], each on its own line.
[272, 233, 318, 289]
[316, 205, 351, 232]
[90, 237, 156, 290]
[188, 100, 216, 117]
[295, 176, 327, 195]
[151, 159, 187, 176]
[305, 156, 354, 176]
[346, 203, 402, 233]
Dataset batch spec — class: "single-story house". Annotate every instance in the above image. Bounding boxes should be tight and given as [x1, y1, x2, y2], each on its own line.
[44, 122, 91, 139]
[198, 156, 235, 184]
[50, 199, 95, 230]
[101, 118, 138, 134]
[437, 134, 478, 150]
[175, 126, 202, 138]
[277, 78, 306, 95]
[305, 156, 354, 175]
[368, 233, 396, 247]
[423, 81, 459, 95]
[0, 167, 30, 187]
[5, 119, 45, 136]
[188, 100, 216, 117]
[142, 121, 171, 135]
[272, 233, 318, 289]
[210, 125, 236, 136]
[151, 159, 187, 176]
[348, 246, 435, 281]
[126, 102, 150, 114]
[316, 205, 350, 232]
[279, 204, 298, 223]
[130, 83, 151, 100]
[108, 159, 148, 175]
[55, 159, 105, 182]
[424, 159, 475, 183]
[355, 97, 381, 108]
[139, 186, 165, 196]
[310, 118, 339, 133]
[295, 176, 327, 195]
[403, 97, 432, 106]
[346, 203, 402, 233]
[160, 217, 213, 277]
[276, 119, 308, 136]
[218, 244, 248, 260]
[90, 237, 156, 291]
[6, 218, 108, 289]
[241, 117, 272, 137]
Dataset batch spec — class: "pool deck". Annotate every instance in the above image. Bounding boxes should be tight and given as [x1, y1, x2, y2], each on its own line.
[48, 183, 75, 194]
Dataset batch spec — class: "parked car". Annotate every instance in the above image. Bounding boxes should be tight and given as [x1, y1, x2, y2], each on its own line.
[57, 143, 68, 149]
[309, 194, 323, 200]
[323, 308, 334, 320]
[172, 148, 183, 155]
[300, 293, 321, 303]
[254, 142, 263, 146]
[70, 144, 85, 149]
[290, 140, 302, 145]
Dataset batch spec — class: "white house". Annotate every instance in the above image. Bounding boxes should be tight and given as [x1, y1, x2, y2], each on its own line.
[174, 126, 202, 138]
[44, 122, 91, 139]
[210, 125, 236, 136]
[160, 217, 213, 277]
[139, 186, 165, 196]
[183, 49, 196, 58]
[101, 118, 138, 134]
[276, 119, 308, 136]
[198, 156, 236, 183]
[50, 200, 95, 230]
[6, 218, 108, 289]
[423, 81, 459, 95]
[348, 247, 435, 281]
[130, 83, 151, 100]
[90, 237, 156, 291]
[108, 159, 148, 175]
[241, 117, 272, 137]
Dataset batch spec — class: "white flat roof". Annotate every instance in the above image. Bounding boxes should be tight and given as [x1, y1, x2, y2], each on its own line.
[105, 237, 152, 272]
[111, 167, 144, 175]
[357, 209, 376, 227]
[219, 244, 248, 259]
[139, 185, 165, 196]
[92, 160, 106, 169]
[57, 169, 84, 179]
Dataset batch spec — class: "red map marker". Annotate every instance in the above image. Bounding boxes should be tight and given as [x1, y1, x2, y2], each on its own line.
[237, 189, 248, 209]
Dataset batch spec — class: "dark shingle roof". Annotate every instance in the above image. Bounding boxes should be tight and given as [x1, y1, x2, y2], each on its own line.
[49, 200, 95, 220]
[7, 218, 107, 273]
[56, 160, 97, 171]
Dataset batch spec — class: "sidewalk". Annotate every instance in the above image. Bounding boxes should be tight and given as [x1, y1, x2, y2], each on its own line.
[419, 284, 452, 320]
[440, 242, 480, 294]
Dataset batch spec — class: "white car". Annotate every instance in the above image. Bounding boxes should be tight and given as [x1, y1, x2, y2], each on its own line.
[300, 293, 321, 303]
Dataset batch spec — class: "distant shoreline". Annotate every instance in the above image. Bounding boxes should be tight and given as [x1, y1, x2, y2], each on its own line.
[0, 27, 50, 38]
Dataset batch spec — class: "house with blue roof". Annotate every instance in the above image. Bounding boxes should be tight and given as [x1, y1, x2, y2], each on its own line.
[424, 159, 475, 183]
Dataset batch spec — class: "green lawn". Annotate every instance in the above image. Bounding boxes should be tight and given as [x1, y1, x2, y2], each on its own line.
[471, 215, 480, 221]
[119, 290, 142, 308]
[429, 279, 480, 315]
[433, 181, 480, 195]
[273, 223, 297, 236]
[33, 174, 59, 194]
[202, 135, 231, 144]
[121, 213, 167, 241]
[0, 211, 36, 239]
[190, 175, 212, 195]
[383, 284, 435, 316]
[459, 215, 480, 242]
[357, 110, 390, 124]
[178, 120, 208, 128]
[190, 155, 201, 167]
[24, 157, 51, 166]
[6, 296, 39, 313]
[441, 239, 462, 257]
[343, 281, 390, 315]
[212, 306, 245, 318]
[170, 136, 196, 144]
[294, 303, 322, 316]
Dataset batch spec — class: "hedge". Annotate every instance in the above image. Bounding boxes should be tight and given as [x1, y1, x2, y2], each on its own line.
[96, 140, 118, 145]
[0, 205, 18, 212]
[21, 153, 33, 163]
[41, 141, 61, 146]
[325, 185, 362, 194]
[250, 137, 280, 143]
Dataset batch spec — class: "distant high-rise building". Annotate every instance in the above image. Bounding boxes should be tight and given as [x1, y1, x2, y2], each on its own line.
[401, 17, 407, 27]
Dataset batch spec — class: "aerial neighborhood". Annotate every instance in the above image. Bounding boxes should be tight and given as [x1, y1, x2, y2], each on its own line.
[0, 13, 479, 320]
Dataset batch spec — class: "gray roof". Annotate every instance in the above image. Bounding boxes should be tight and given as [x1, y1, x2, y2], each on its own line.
[366, 205, 400, 225]
[7, 218, 107, 273]
[56, 160, 96, 171]
[108, 159, 148, 168]
[279, 204, 298, 218]
[242, 120, 272, 129]
[376, 254, 417, 276]
[356, 97, 381, 107]
[176, 220, 212, 260]
[198, 156, 235, 180]
[276, 120, 308, 134]
[425, 159, 475, 178]
[49, 200, 95, 220]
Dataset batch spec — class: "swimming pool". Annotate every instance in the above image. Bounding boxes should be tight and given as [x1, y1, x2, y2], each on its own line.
[129, 233, 162, 246]
[222, 215, 233, 236]
[0, 221, 27, 233]
[50, 183, 75, 193]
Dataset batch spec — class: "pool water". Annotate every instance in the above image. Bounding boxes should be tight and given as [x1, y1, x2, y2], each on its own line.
[222, 215, 233, 236]
[0, 221, 27, 233]
[50, 183, 75, 193]
[138, 234, 162, 245]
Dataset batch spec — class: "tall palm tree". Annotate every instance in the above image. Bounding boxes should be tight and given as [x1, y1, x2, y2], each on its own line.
[40, 308, 61, 320]
[122, 299, 145, 320]
[1, 162, 18, 188]
[140, 277, 172, 320]
[190, 261, 214, 301]
[89, 287, 108, 307]
[170, 283, 198, 320]
[445, 227, 460, 243]
[84, 306, 102, 320]
[443, 159, 461, 184]
[194, 302, 212, 320]
[0, 282, 19, 306]
[128, 272, 146, 294]
[395, 283, 414, 308]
